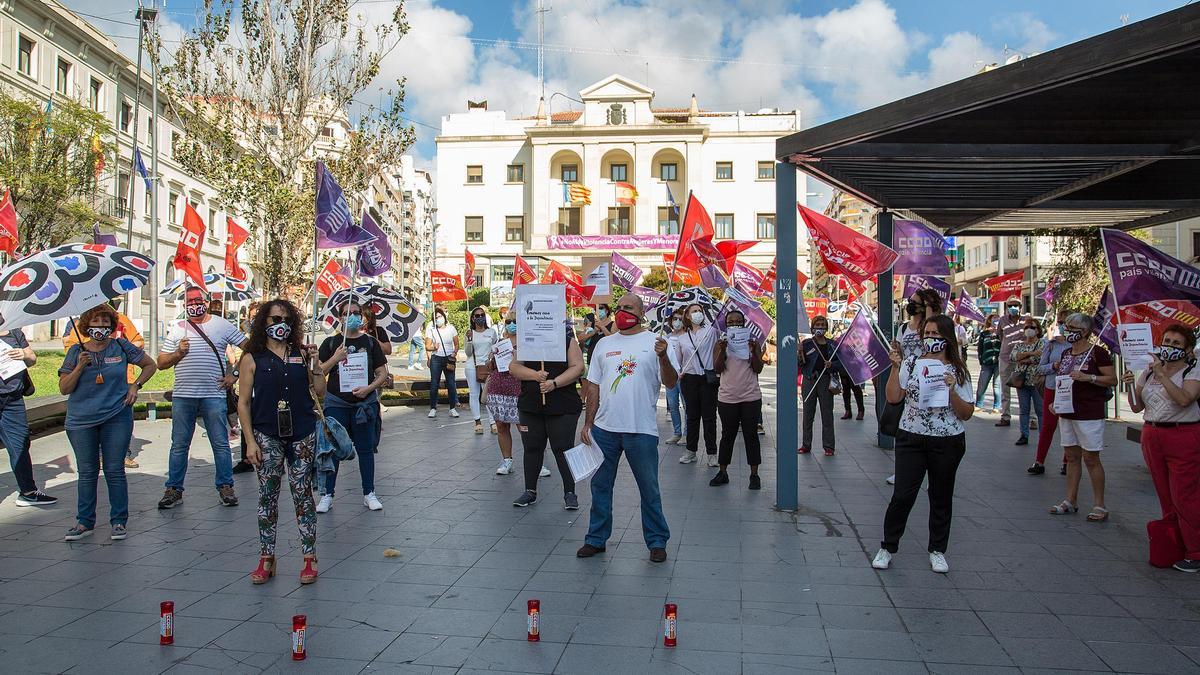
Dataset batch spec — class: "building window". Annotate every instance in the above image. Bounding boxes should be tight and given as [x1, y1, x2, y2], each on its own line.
[89, 78, 103, 112]
[657, 207, 679, 235]
[1192, 231, 1200, 261]
[607, 207, 630, 235]
[492, 265, 513, 282]
[119, 102, 132, 133]
[506, 164, 524, 183]
[756, 213, 776, 239]
[116, 173, 130, 217]
[757, 161, 775, 180]
[610, 164, 627, 182]
[660, 163, 677, 181]
[714, 214, 734, 239]
[171, 131, 181, 159]
[1007, 237, 1019, 259]
[466, 165, 483, 184]
[505, 216, 524, 242]
[561, 164, 578, 183]
[320, 126, 333, 137]
[168, 192, 179, 224]
[208, 208, 218, 236]
[17, 35, 35, 78]
[56, 58, 71, 95]
[557, 207, 581, 235]
[715, 161, 733, 181]
[465, 216, 483, 242]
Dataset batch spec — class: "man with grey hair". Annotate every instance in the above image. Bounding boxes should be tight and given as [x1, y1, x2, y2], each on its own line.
[996, 298, 1026, 426]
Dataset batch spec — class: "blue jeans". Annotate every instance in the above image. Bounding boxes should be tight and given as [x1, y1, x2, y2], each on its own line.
[1017, 385, 1044, 440]
[166, 396, 233, 490]
[975, 363, 1001, 409]
[586, 427, 670, 550]
[67, 408, 132, 528]
[0, 394, 35, 494]
[322, 399, 379, 496]
[428, 355, 459, 409]
[407, 339, 425, 368]
[665, 384, 683, 436]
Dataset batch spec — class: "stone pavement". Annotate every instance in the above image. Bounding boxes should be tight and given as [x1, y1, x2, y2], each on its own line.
[1, 367, 1198, 674]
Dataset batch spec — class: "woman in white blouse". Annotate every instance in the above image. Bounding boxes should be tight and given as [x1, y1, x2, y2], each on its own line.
[464, 306, 498, 434]
[873, 315, 975, 574]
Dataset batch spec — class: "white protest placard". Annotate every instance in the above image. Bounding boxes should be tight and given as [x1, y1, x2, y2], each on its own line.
[1117, 322, 1154, 370]
[726, 326, 751, 360]
[565, 439, 604, 483]
[514, 284, 567, 363]
[0, 349, 27, 380]
[492, 339, 515, 373]
[584, 261, 612, 299]
[338, 351, 369, 392]
[916, 359, 949, 409]
[1053, 375, 1075, 415]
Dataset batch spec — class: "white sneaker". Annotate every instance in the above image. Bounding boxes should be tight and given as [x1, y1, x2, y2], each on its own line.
[929, 551, 949, 574]
[316, 494, 333, 513]
[678, 451, 697, 464]
[871, 549, 892, 570]
[449, 408, 460, 418]
[427, 409, 437, 418]
[539, 466, 551, 478]
[707, 454, 719, 467]
[886, 474, 896, 485]
[363, 493, 383, 511]
[496, 458, 514, 475]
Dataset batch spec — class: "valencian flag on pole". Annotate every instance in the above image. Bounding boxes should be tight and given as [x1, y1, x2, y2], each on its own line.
[92, 222, 119, 247]
[355, 210, 392, 278]
[315, 257, 351, 297]
[610, 251, 642, 290]
[315, 161, 377, 249]
[464, 249, 476, 288]
[955, 289, 987, 323]
[833, 309, 892, 386]
[563, 183, 592, 206]
[1101, 228, 1200, 340]
[1092, 287, 1121, 354]
[512, 254, 538, 287]
[224, 217, 249, 280]
[0, 189, 18, 256]
[893, 219, 950, 276]
[174, 203, 208, 291]
[798, 204, 899, 288]
[983, 270, 1025, 302]
[431, 270, 469, 302]
[673, 192, 714, 273]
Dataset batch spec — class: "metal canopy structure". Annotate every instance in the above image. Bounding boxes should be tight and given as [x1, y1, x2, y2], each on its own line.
[774, 4, 1200, 236]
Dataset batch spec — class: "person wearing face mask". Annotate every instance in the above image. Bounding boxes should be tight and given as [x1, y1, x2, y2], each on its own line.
[464, 306, 498, 435]
[425, 307, 461, 418]
[975, 314, 1002, 412]
[1010, 318, 1046, 446]
[995, 299, 1026, 427]
[157, 286, 248, 510]
[799, 315, 840, 456]
[314, 301, 390, 513]
[59, 304, 157, 541]
[663, 309, 687, 445]
[674, 303, 721, 466]
[1123, 324, 1200, 573]
[486, 313, 542, 476]
[1, 325, 55, 507]
[872, 315, 974, 574]
[236, 299, 324, 584]
[837, 324, 866, 422]
[1048, 313, 1117, 523]
[1029, 309, 1072, 475]
[710, 309, 765, 489]
[577, 294, 678, 563]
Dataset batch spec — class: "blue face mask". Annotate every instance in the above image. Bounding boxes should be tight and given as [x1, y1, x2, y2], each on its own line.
[344, 314, 364, 332]
[505, 322, 517, 335]
[598, 309, 608, 320]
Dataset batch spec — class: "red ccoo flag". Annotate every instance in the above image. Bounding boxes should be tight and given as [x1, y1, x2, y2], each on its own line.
[798, 204, 898, 288]
[0, 189, 18, 257]
[174, 203, 208, 291]
[224, 217, 249, 280]
[431, 270, 469, 302]
[513, 254, 538, 287]
[714, 240, 758, 275]
[983, 270, 1025, 302]
[673, 192, 714, 273]
[541, 259, 582, 285]
[315, 257, 351, 297]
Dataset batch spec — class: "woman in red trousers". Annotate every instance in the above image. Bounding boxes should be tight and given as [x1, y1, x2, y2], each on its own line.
[1123, 324, 1200, 573]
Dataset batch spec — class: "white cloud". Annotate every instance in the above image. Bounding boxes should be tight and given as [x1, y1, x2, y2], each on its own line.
[994, 12, 1058, 54]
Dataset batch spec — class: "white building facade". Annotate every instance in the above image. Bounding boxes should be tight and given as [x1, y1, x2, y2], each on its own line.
[436, 75, 806, 297]
[366, 156, 435, 304]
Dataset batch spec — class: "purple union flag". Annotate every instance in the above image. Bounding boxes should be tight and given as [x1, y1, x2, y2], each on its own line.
[893, 219, 950, 276]
[835, 310, 890, 386]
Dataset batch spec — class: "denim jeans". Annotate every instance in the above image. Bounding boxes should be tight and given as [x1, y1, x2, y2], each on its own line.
[166, 396, 233, 490]
[975, 363, 1001, 409]
[67, 408, 132, 528]
[664, 383, 683, 436]
[322, 401, 379, 496]
[0, 394, 35, 494]
[407, 339, 425, 368]
[586, 426, 671, 550]
[428, 355, 459, 409]
[1017, 385, 1044, 440]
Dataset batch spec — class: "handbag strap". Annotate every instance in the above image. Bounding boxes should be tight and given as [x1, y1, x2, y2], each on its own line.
[185, 321, 227, 377]
[303, 350, 327, 422]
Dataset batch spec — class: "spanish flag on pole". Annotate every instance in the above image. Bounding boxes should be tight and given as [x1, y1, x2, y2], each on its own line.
[563, 182, 591, 206]
[614, 181, 638, 205]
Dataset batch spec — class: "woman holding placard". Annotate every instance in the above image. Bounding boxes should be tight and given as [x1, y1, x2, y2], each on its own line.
[1048, 313, 1117, 523]
[872, 315, 974, 574]
[709, 309, 764, 490]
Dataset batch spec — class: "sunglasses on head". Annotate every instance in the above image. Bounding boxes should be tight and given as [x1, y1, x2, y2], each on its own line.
[268, 315, 288, 325]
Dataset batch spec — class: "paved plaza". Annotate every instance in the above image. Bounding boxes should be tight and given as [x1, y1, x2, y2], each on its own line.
[1, 368, 1198, 674]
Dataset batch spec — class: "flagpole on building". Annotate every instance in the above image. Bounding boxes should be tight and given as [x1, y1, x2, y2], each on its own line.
[146, 0, 161, 354]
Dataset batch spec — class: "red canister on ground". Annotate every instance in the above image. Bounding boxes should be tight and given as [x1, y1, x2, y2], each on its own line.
[663, 603, 677, 647]
[527, 599, 540, 641]
[292, 614, 307, 660]
[159, 601, 174, 645]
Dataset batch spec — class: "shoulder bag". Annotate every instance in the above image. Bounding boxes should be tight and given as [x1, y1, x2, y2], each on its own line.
[188, 321, 238, 414]
[878, 356, 915, 437]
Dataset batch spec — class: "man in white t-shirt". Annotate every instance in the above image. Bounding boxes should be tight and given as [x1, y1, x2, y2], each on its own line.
[577, 294, 678, 563]
[156, 286, 247, 509]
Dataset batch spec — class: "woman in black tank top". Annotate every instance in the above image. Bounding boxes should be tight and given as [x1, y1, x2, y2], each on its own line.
[508, 334, 586, 509]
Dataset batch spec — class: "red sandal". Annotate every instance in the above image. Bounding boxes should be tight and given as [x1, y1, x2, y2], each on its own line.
[299, 556, 318, 584]
[250, 556, 275, 584]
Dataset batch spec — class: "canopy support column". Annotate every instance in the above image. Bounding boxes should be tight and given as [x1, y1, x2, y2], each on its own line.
[774, 161, 799, 511]
[874, 209, 896, 449]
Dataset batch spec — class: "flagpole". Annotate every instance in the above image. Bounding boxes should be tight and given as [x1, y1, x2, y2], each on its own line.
[124, 4, 146, 249]
[147, 3, 160, 355]
[666, 190, 693, 302]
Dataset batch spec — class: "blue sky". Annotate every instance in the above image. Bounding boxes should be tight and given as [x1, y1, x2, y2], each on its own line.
[66, 0, 1188, 166]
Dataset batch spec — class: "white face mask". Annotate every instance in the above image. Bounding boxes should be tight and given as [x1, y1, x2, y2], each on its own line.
[1024, 328, 1037, 338]
[671, 319, 683, 331]
[435, 317, 446, 328]
[690, 312, 705, 326]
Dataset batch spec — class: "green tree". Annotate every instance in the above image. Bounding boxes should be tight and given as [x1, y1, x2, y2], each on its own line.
[640, 268, 669, 292]
[162, 0, 416, 294]
[1038, 229, 1149, 315]
[0, 91, 109, 253]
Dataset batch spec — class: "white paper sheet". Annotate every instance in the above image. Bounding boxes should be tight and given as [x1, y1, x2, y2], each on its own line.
[1053, 375, 1075, 415]
[338, 351, 369, 392]
[493, 340, 515, 373]
[726, 327, 751, 360]
[916, 359, 949, 409]
[514, 284, 567, 362]
[565, 440, 605, 484]
[0, 350, 27, 380]
[1117, 322, 1154, 370]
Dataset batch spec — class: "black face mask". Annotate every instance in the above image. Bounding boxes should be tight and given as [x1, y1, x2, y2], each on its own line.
[906, 301, 922, 317]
